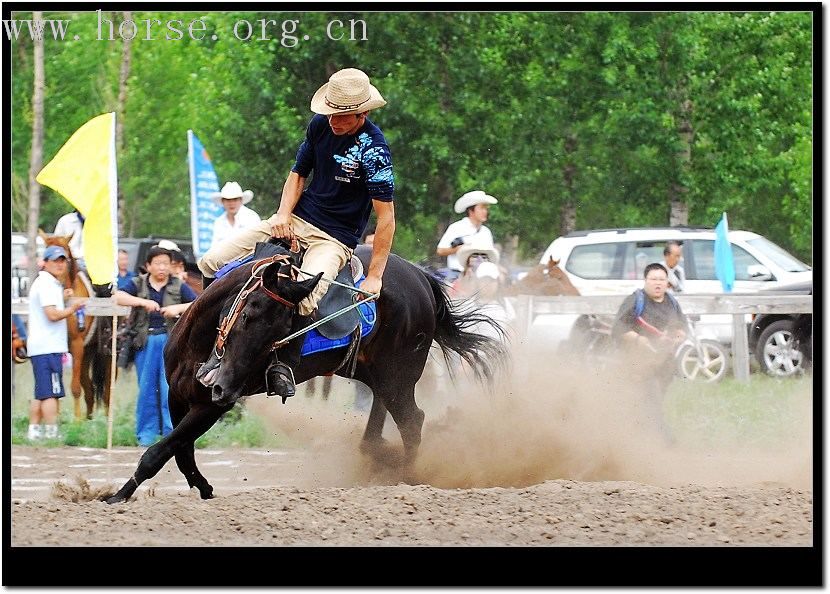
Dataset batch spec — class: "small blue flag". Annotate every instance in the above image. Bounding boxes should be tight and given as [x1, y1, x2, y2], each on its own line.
[714, 212, 735, 292]
[187, 130, 224, 258]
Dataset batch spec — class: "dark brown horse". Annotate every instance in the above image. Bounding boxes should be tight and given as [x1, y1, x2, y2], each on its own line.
[507, 256, 581, 296]
[40, 231, 111, 420]
[105, 245, 509, 503]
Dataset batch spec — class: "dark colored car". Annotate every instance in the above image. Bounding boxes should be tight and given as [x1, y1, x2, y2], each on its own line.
[119, 237, 197, 274]
[749, 280, 812, 376]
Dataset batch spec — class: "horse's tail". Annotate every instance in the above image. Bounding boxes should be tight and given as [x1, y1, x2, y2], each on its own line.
[423, 271, 511, 386]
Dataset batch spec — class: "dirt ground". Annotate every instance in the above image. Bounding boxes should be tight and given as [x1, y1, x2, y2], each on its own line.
[10, 351, 814, 548]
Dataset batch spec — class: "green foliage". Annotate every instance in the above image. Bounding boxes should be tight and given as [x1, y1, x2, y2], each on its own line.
[11, 10, 813, 263]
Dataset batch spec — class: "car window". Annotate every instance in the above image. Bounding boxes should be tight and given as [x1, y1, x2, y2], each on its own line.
[566, 243, 622, 279]
[688, 240, 764, 281]
[622, 242, 672, 279]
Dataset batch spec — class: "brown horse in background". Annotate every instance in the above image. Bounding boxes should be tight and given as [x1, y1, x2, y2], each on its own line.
[506, 256, 581, 296]
[40, 231, 111, 420]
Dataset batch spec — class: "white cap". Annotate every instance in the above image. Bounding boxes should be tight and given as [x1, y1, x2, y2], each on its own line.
[475, 261, 500, 280]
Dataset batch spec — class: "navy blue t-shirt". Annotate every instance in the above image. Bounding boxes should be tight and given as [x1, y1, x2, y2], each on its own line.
[122, 276, 198, 330]
[291, 114, 394, 248]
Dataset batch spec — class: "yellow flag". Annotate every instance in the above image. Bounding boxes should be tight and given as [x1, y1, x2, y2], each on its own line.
[36, 112, 118, 285]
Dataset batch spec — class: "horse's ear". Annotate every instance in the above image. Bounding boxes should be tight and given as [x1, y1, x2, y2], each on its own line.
[38, 229, 49, 242]
[281, 272, 323, 305]
[550, 257, 560, 267]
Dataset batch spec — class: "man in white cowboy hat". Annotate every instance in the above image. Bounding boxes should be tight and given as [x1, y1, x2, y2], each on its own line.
[210, 181, 262, 249]
[197, 67, 395, 400]
[436, 190, 498, 281]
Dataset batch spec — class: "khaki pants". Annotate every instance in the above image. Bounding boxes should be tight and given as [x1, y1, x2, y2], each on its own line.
[198, 214, 352, 316]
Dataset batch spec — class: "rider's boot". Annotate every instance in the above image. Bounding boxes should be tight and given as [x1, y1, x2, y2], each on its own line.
[265, 313, 314, 404]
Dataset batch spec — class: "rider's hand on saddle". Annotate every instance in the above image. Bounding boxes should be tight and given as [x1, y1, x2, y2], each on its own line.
[63, 288, 74, 299]
[270, 213, 294, 240]
[360, 275, 382, 299]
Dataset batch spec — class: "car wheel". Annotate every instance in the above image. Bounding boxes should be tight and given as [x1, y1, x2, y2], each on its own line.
[755, 319, 803, 377]
[676, 340, 728, 383]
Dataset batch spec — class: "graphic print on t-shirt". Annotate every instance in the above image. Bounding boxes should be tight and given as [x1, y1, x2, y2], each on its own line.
[333, 132, 393, 185]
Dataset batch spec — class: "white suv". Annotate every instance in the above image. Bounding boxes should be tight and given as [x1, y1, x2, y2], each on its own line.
[531, 227, 812, 360]
[12, 232, 45, 299]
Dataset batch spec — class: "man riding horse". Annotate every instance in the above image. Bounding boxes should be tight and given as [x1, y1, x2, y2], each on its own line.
[197, 67, 395, 401]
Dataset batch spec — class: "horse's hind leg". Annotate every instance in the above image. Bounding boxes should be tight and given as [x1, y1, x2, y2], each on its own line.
[105, 403, 228, 504]
[359, 392, 389, 455]
[368, 379, 425, 473]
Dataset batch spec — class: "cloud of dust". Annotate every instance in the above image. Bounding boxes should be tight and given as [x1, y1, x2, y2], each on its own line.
[415, 336, 813, 490]
[244, 338, 813, 491]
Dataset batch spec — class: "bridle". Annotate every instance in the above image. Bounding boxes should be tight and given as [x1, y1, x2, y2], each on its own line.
[213, 255, 296, 360]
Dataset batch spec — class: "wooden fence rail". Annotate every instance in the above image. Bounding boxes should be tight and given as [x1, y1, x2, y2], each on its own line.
[509, 293, 812, 382]
[13, 294, 812, 384]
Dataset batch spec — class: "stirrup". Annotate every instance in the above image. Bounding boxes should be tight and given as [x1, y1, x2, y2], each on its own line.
[265, 361, 296, 404]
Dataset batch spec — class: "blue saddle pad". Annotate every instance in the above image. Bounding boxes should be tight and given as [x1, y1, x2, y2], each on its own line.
[215, 255, 254, 279]
[214, 254, 376, 356]
[302, 278, 376, 356]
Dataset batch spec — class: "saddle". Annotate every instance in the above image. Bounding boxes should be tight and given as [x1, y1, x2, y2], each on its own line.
[217, 240, 369, 341]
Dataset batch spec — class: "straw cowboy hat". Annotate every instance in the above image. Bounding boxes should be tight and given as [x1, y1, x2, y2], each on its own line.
[457, 239, 500, 271]
[310, 68, 387, 116]
[212, 181, 254, 206]
[454, 190, 498, 214]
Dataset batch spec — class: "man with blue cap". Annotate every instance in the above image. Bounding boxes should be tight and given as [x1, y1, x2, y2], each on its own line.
[26, 245, 86, 440]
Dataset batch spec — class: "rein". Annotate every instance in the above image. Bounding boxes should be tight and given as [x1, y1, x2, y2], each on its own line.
[213, 255, 295, 359]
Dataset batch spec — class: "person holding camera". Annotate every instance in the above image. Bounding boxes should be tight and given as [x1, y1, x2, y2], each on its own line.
[114, 246, 197, 447]
[436, 190, 498, 282]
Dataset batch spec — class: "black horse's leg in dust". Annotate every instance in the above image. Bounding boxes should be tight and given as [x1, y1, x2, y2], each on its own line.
[359, 390, 388, 455]
[382, 382, 425, 465]
[105, 403, 228, 504]
[168, 396, 221, 500]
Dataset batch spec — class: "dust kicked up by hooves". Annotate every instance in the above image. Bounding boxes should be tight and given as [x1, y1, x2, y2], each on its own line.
[235, 335, 814, 492]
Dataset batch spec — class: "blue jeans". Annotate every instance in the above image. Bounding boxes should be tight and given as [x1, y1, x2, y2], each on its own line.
[134, 333, 173, 446]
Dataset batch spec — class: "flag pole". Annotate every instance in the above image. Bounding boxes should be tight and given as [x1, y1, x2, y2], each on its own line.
[107, 312, 117, 450]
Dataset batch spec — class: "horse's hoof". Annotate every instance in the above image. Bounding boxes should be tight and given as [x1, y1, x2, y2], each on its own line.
[104, 494, 128, 505]
[199, 488, 215, 500]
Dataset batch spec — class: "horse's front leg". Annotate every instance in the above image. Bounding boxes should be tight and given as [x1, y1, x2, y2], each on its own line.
[105, 402, 228, 504]
[79, 349, 95, 419]
[68, 335, 86, 421]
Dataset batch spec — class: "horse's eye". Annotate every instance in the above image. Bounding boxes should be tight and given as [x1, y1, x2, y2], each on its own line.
[240, 312, 248, 324]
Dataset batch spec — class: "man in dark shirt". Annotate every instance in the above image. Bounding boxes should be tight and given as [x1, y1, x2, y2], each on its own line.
[611, 262, 688, 439]
[115, 247, 197, 446]
[197, 68, 395, 399]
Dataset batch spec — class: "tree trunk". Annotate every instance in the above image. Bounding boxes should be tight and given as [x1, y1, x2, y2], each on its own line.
[560, 133, 578, 236]
[26, 11, 45, 283]
[669, 98, 693, 226]
[115, 11, 132, 237]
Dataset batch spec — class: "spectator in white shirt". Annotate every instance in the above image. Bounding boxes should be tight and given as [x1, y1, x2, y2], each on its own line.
[436, 190, 498, 282]
[27, 245, 86, 440]
[53, 210, 85, 271]
[209, 181, 261, 248]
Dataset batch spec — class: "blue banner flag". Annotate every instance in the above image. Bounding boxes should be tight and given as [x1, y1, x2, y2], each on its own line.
[714, 212, 735, 293]
[188, 130, 224, 257]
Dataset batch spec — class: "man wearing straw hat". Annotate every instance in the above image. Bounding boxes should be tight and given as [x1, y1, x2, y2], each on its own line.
[198, 67, 395, 400]
[436, 190, 498, 282]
